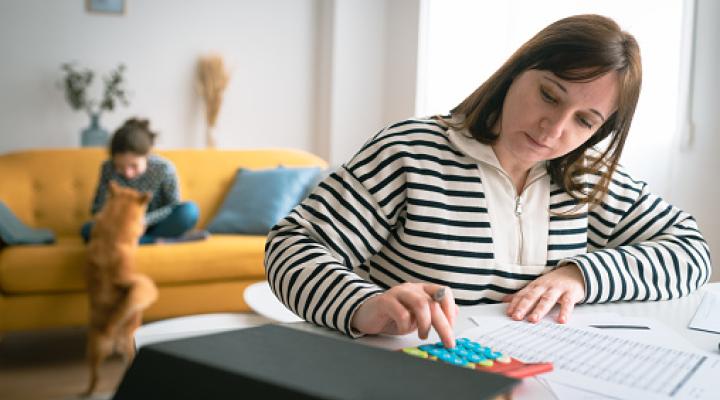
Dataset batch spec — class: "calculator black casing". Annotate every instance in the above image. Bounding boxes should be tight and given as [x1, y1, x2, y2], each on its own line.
[113, 323, 518, 400]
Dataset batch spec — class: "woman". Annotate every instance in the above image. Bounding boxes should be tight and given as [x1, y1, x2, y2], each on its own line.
[264, 15, 711, 348]
[82, 118, 202, 244]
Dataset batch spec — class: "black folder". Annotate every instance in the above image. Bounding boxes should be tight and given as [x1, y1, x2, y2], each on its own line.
[114, 324, 518, 400]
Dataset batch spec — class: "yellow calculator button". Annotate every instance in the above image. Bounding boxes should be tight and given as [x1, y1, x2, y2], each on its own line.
[477, 359, 494, 367]
[402, 347, 429, 358]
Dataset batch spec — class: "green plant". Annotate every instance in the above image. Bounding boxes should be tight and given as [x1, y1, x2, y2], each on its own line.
[60, 63, 129, 117]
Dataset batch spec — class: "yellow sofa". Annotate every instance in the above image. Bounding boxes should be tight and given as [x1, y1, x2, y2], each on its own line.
[0, 148, 326, 334]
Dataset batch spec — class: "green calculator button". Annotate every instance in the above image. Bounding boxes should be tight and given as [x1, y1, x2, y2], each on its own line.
[402, 347, 428, 358]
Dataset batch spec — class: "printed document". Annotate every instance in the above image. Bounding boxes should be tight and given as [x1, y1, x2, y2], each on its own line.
[464, 318, 720, 399]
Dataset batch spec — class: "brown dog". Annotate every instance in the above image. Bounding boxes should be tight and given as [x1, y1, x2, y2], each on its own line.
[83, 181, 158, 396]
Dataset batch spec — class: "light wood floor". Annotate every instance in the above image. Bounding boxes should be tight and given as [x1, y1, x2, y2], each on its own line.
[0, 327, 125, 400]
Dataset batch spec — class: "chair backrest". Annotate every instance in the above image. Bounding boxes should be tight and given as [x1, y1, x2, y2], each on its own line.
[0, 148, 327, 235]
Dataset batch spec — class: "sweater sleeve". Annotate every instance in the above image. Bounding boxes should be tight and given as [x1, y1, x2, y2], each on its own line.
[264, 127, 418, 337]
[561, 168, 712, 303]
[144, 164, 180, 226]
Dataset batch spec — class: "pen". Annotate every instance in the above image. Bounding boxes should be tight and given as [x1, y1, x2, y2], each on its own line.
[433, 287, 446, 302]
[589, 324, 650, 330]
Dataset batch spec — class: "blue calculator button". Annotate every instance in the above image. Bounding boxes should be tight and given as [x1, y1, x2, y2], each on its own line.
[455, 348, 470, 358]
[449, 355, 466, 365]
[427, 347, 444, 357]
[467, 353, 485, 363]
[459, 341, 474, 350]
[418, 344, 435, 352]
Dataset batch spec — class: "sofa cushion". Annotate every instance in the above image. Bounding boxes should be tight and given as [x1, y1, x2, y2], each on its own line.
[207, 166, 321, 235]
[0, 201, 55, 245]
[0, 235, 267, 294]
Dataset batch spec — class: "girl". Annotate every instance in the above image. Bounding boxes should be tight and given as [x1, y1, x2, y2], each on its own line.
[82, 118, 203, 244]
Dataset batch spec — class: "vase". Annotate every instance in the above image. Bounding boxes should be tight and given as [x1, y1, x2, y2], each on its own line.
[80, 114, 109, 147]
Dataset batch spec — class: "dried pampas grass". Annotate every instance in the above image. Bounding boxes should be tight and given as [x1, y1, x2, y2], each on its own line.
[197, 54, 230, 147]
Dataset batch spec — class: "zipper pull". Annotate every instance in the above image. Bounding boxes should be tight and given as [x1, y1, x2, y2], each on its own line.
[515, 197, 523, 216]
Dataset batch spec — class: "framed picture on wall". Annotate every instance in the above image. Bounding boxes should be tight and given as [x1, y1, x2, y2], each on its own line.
[86, 0, 125, 15]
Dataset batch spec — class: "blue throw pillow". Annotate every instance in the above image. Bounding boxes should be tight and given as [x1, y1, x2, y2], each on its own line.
[207, 166, 323, 235]
[0, 201, 55, 245]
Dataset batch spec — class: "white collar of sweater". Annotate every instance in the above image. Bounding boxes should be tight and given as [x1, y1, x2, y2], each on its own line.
[446, 124, 548, 185]
[445, 121, 551, 268]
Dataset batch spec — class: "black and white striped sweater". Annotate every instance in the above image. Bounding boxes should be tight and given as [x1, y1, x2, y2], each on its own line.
[264, 117, 712, 337]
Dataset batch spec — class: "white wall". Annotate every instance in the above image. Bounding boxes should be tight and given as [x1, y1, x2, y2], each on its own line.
[327, 0, 388, 166]
[315, 0, 420, 166]
[668, 0, 720, 282]
[383, 1, 420, 129]
[0, 0, 420, 167]
[0, 0, 318, 151]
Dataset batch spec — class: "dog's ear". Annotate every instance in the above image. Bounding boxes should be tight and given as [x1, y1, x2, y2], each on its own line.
[138, 192, 152, 205]
[108, 180, 120, 197]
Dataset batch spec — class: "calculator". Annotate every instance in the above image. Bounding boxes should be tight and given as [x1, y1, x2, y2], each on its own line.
[401, 337, 553, 379]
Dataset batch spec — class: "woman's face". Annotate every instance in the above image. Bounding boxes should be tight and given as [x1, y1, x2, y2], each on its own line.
[494, 69, 619, 168]
[113, 152, 148, 180]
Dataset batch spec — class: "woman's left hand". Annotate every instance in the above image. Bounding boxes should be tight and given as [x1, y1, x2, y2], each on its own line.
[503, 263, 586, 324]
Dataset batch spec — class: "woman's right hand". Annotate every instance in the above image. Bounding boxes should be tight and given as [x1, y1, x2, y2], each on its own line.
[350, 283, 459, 348]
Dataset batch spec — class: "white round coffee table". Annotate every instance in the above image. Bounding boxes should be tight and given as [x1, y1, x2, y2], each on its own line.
[243, 281, 304, 323]
[134, 313, 273, 349]
[134, 282, 302, 349]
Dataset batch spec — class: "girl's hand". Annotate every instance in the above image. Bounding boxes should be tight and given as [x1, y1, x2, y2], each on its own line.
[351, 283, 459, 348]
[503, 263, 586, 324]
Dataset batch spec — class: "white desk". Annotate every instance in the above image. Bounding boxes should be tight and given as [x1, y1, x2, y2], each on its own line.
[134, 312, 274, 349]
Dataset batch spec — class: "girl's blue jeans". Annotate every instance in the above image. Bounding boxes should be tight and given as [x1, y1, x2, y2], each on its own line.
[80, 202, 199, 245]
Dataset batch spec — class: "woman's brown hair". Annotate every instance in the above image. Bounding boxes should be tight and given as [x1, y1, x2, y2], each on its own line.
[109, 118, 157, 156]
[450, 14, 642, 208]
